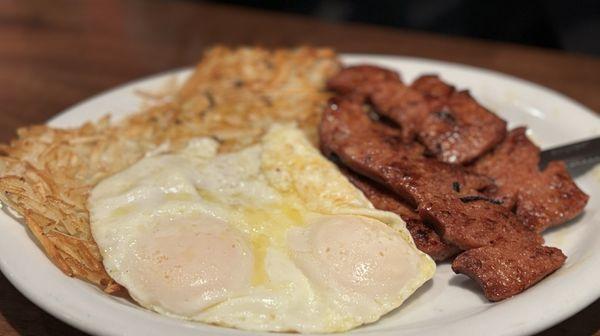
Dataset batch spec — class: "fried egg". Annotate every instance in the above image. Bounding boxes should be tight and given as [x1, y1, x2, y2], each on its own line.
[88, 124, 435, 333]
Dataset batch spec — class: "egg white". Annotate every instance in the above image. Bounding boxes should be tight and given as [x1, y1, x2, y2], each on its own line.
[88, 124, 435, 333]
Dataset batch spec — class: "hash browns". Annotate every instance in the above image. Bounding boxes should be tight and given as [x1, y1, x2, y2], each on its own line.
[0, 46, 340, 292]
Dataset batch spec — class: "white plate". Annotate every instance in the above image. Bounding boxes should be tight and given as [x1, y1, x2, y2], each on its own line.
[1, 54, 599, 336]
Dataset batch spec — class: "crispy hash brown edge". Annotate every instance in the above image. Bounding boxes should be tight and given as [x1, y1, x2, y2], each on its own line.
[0, 46, 340, 292]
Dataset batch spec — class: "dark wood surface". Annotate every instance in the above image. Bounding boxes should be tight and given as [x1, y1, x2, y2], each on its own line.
[0, 0, 599, 335]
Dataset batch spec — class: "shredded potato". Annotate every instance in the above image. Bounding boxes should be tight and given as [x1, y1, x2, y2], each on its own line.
[0, 46, 340, 292]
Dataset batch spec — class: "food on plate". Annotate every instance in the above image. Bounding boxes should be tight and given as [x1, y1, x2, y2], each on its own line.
[341, 167, 460, 261]
[452, 242, 566, 301]
[88, 124, 435, 332]
[0, 47, 436, 333]
[327, 67, 507, 163]
[320, 65, 588, 301]
[0, 47, 340, 292]
[0, 45, 591, 330]
[473, 127, 589, 232]
[319, 97, 541, 249]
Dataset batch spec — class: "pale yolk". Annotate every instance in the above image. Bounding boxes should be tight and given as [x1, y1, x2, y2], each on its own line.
[290, 215, 419, 298]
[123, 216, 253, 317]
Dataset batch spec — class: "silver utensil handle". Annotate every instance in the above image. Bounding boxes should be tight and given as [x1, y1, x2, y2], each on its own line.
[539, 137, 600, 174]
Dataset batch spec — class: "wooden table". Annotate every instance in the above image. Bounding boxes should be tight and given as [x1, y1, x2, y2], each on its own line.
[0, 0, 599, 335]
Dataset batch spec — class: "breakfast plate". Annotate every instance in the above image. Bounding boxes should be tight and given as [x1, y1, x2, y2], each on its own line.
[1, 54, 599, 336]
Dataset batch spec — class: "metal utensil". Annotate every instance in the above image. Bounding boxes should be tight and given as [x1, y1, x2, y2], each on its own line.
[539, 136, 600, 176]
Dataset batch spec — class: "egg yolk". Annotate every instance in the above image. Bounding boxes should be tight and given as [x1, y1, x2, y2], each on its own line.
[289, 215, 420, 298]
[123, 216, 253, 317]
[229, 202, 305, 286]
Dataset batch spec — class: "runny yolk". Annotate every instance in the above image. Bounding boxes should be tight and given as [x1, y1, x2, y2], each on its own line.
[236, 202, 305, 286]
